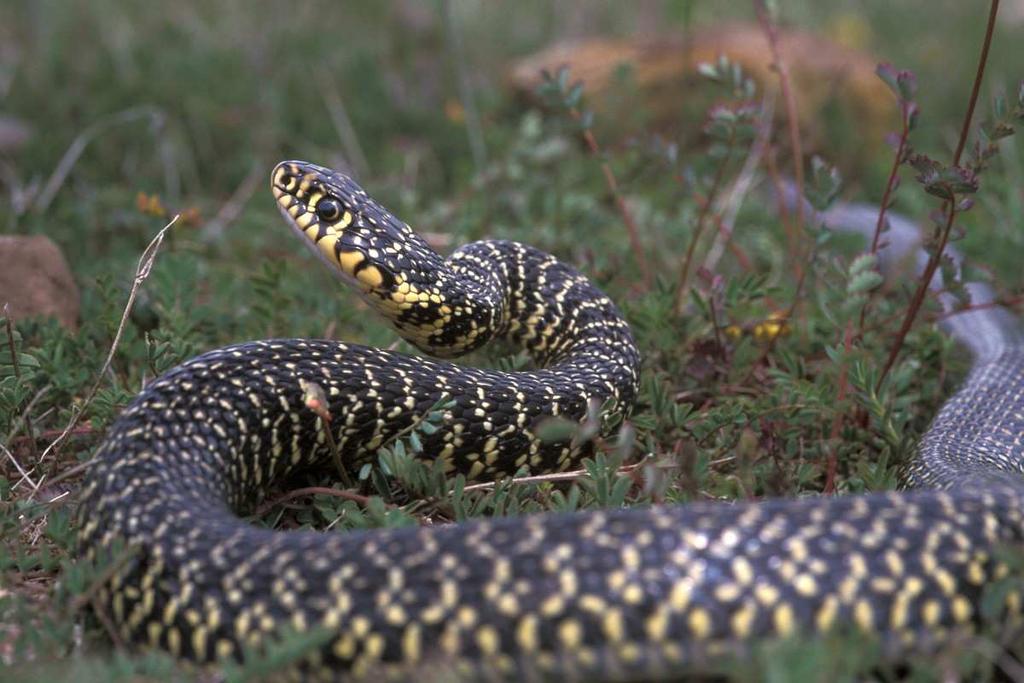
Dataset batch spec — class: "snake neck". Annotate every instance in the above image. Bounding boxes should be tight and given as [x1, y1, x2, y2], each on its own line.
[363, 237, 641, 374]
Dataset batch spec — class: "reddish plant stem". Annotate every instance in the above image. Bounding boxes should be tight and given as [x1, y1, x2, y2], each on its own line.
[707, 289, 726, 352]
[876, 203, 958, 391]
[763, 148, 801, 280]
[252, 486, 381, 518]
[856, 99, 913, 338]
[875, 0, 999, 392]
[754, 0, 804, 236]
[709, 207, 754, 272]
[568, 108, 650, 286]
[953, 0, 1000, 166]
[824, 321, 853, 494]
[738, 145, 816, 387]
[673, 174, 756, 272]
[871, 126, 910, 256]
[9, 426, 95, 449]
[676, 137, 734, 310]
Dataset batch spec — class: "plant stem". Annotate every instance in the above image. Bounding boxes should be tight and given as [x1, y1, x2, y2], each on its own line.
[252, 486, 386, 518]
[755, 0, 804, 235]
[876, 201, 958, 390]
[953, 0, 1000, 166]
[857, 99, 912, 338]
[27, 216, 178, 499]
[875, 0, 999, 391]
[569, 107, 651, 287]
[871, 124, 910, 256]
[825, 321, 853, 494]
[676, 135, 734, 310]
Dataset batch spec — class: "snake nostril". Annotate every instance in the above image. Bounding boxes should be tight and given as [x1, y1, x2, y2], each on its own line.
[277, 170, 297, 192]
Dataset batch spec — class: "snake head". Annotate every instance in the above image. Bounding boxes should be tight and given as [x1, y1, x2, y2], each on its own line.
[272, 160, 474, 354]
[272, 160, 438, 295]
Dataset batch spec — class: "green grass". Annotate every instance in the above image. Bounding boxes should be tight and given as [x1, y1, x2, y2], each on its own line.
[2, 1, 1024, 680]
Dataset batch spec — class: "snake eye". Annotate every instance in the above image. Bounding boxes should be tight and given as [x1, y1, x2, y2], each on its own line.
[316, 198, 342, 222]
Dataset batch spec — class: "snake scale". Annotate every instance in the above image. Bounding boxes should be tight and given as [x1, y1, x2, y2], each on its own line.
[77, 160, 1024, 680]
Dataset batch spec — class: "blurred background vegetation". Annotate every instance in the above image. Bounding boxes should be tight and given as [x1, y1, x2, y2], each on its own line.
[2, 0, 1024, 680]
[2, 1, 1022, 277]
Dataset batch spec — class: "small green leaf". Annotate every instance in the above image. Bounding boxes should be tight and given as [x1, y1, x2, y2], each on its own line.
[805, 155, 843, 211]
[876, 63, 916, 102]
[578, 109, 594, 131]
[565, 82, 584, 109]
[610, 477, 632, 507]
[849, 253, 879, 276]
[848, 270, 884, 295]
[696, 61, 719, 81]
[556, 66, 569, 93]
[876, 63, 900, 97]
[896, 69, 917, 101]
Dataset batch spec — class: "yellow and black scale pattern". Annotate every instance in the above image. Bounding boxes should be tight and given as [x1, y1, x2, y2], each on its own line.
[78, 160, 1024, 680]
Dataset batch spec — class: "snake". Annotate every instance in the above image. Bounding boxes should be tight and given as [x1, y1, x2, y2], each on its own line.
[76, 160, 1024, 681]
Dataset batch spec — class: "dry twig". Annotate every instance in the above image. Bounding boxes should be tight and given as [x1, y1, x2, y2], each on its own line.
[22, 216, 179, 497]
[252, 486, 383, 518]
[460, 461, 644, 493]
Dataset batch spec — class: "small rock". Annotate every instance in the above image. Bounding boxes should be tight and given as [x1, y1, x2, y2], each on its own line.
[507, 24, 897, 174]
[0, 235, 79, 331]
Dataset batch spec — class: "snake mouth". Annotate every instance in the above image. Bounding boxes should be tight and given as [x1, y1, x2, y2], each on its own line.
[271, 161, 314, 223]
[271, 160, 395, 295]
[271, 161, 356, 284]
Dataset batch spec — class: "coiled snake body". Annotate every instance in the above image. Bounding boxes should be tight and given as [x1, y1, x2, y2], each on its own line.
[78, 161, 1024, 680]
